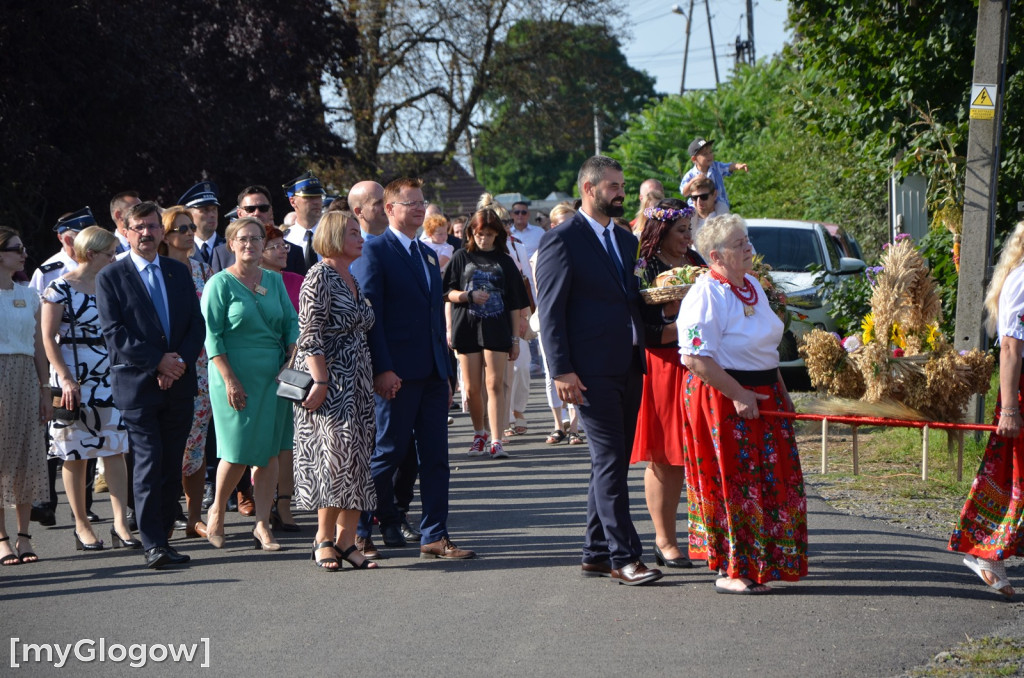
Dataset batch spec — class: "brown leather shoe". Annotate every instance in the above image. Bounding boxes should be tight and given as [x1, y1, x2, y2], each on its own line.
[185, 521, 208, 539]
[419, 536, 475, 560]
[355, 535, 382, 560]
[611, 560, 663, 586]
[581, 561, 612, 578]
[237, 491, 255, 517]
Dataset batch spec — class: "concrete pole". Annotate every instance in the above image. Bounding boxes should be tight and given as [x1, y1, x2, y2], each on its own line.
[675, 0, 695, 95]
[703, 0, 720, 87]
[954, 0, 1011, 424]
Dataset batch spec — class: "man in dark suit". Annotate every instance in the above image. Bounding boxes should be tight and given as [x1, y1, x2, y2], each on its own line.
[351, 177, 475, 560]
[209, 185, 305, 274]
[96, 201, 206, 569]
[179, 181, 225, 266]
[536, 155, 678, 586]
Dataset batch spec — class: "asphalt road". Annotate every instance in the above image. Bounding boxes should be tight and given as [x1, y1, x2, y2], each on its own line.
[2, 385, 1021, 677]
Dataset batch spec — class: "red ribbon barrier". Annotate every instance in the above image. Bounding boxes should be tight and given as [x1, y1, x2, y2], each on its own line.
[759, 410, 997, 432]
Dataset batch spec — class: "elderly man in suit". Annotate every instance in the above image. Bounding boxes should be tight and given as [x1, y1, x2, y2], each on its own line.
[536, 155, 679, 586]
[96, 201, 206, 569]
[351, 177, 474, 560]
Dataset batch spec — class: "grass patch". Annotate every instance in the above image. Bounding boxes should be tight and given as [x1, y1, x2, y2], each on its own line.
[909, 636, 1024, 677]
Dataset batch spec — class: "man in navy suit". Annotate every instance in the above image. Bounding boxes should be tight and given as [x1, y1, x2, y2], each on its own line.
[96, 201, 206, 569]
[351, 177, 475, 559]
[536, 155, 678, 586]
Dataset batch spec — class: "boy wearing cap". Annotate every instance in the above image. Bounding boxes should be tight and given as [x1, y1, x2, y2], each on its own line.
[678, 137, 748, 210]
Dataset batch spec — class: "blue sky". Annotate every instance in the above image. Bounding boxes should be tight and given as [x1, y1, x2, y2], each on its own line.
[622, 0, 792, 94]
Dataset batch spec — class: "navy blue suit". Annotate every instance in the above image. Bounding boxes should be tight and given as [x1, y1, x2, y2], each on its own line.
[190, 234, 226, 267]
[536, 213, 656, 568]
[351, 229, 451, 543]
[96, 255, 205, 551]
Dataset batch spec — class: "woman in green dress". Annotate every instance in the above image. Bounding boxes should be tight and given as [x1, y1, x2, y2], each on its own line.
[202, 218, 299, 550]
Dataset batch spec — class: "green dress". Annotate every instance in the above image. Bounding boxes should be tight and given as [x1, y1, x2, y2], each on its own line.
[202, 269, 299, 467]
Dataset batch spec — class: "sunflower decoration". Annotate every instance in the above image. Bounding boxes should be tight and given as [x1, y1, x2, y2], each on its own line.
[799, 237, 993, 422]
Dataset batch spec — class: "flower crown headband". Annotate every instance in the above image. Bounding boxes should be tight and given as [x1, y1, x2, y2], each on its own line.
[643, 205, 694, 222]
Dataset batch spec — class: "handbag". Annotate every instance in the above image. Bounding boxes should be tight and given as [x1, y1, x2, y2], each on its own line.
[507, 238, 537, 314]
[51, 283, 81, 421]
[276, 344, 313, 403]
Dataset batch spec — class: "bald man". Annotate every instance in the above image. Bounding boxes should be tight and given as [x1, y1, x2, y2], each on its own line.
[348, 181, 389, 240]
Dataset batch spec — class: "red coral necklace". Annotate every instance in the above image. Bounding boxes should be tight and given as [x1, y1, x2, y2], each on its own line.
[709, 268, 757, 316]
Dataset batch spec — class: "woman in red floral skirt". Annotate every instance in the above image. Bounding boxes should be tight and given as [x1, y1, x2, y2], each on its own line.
[677, 214, 807, 594]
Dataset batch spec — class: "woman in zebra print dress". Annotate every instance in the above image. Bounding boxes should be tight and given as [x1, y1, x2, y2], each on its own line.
[293, 211, 378, 571]
[40, 226, 135, 551]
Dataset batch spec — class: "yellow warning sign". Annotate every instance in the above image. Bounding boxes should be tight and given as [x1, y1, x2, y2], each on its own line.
[970, 83, 997, 120]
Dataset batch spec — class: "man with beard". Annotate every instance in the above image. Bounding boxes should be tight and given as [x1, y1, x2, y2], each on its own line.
[281, 171, 325, 274]
[179, 181, 224, 266]
[536, 155, 677, 586]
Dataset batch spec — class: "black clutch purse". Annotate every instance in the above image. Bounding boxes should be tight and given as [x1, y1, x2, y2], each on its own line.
[51, 386, 81, 421]
[276, 345, 313, 403]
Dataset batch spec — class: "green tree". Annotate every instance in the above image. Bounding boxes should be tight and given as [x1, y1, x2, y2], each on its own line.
[472, 20, 657, 197]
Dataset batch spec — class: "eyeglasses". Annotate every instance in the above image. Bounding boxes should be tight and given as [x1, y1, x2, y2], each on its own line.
[169, 222, 197, 234]
[512, 210, 529, 215]
[128, 223, 161, 232]
[234, 236, 264, 245]
[264, 242, 290, 252]
[390, 200, 430, 208]
[0, 245, 27, 254]
[241, 204, 271, 214]
[692, 193, 714, 201]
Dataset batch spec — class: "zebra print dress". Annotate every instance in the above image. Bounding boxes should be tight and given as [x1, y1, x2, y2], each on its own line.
[292, 262, 377, 512]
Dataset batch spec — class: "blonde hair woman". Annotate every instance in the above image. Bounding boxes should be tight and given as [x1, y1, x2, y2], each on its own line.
[948, 220, 1024, 599]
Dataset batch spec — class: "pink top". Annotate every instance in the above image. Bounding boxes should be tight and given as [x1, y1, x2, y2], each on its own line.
[282, 270, 303, 312]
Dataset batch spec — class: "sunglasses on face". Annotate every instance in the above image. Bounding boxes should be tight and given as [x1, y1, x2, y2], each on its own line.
[241, 204, 271, 213]
[512, 210, 529, 215]
[169, 222, 198, 234]
[692, 193, 714, 201]
[0, 244, 27, 254]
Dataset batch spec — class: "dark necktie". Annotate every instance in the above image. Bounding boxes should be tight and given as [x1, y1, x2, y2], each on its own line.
[602, 227, 626, 287]
[409, 240, 429, 289]
[304, 230, 317, 269]
[200, 242, 210, 264]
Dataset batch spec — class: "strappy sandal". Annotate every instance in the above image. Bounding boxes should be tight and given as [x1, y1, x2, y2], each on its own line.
[964, 555, 1015, 599]
[567, 432, 585, 445]
[504, 422, 528, 437]
[338, 544, 379, 569]
[311, 540, 339, 571]
[0, 536, 19, 566]
[545, 429, 566, 444]
[16, 533, 38, 563]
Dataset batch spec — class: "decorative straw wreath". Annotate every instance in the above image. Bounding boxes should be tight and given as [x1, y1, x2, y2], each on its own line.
[799, 236, 993, 422]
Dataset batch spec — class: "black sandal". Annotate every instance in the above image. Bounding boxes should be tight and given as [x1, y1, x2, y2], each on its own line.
[311, 540, 339, 571]
[545, 429, 566, 444]
[567, 432, 585, 445]
[338, 544, 379, 569]
[0, 536, 18, 566]
[16, 533, 38, 563]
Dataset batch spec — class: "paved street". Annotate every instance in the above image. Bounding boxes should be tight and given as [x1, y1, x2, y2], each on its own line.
[2, 386, 1021, 677]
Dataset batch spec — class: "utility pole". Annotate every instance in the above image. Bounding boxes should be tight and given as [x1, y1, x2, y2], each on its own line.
[672, 1, 695, 95]
[735, 0, 755, 67]
[954, 0, 1011, 424]
[703, 0, 720, 87]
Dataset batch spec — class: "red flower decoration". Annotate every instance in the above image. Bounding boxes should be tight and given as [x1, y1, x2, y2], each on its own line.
[692, 337, 702, 347]
[892, 347, 904, 358]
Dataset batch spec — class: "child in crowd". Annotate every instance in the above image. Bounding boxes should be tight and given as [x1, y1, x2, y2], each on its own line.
[678, 137, 748, 210]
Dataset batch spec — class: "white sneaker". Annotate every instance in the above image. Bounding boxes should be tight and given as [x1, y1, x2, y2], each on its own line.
[468, 433, 489, 457]
[490, 441, 509, 459]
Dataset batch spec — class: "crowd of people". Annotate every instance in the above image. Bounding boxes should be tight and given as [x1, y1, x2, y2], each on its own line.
[0, 148, 1021, 600]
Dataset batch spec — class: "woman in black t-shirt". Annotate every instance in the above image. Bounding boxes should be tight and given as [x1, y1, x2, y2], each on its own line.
[443, 210, 529, 459]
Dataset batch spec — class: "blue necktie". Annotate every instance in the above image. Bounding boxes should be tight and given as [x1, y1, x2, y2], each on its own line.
[145, 264, 171, 337]
[201, 242, 210, 263]
[409, 241, 429, 289]
[602, 227, 626, 287]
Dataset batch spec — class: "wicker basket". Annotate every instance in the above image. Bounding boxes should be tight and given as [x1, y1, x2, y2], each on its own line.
[640, 284, 692, 304]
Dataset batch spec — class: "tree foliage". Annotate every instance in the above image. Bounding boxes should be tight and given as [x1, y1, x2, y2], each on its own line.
[0, 0, 351, 256]
[471, 20, 657, 198]
[324, 0, 620, 183]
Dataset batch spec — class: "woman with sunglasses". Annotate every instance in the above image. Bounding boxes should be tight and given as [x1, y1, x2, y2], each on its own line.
[0, 227, 52, 565]
[42, 226, 137, 552]
[159, 206, 213, 539]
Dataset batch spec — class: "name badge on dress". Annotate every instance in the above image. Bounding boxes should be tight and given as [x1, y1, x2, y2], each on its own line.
[254, 285, 267, 296]
[13, 299, 26, 308]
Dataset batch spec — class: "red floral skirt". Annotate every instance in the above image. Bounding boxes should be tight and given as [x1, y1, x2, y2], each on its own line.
[948, 391, 1024, 559]
[630, 347, 687, 466]
[681, 371, 808, 583]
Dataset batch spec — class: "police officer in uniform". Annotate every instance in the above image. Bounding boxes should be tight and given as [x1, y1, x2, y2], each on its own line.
[281, 171, 326, 276]
[179, 181, 224, 266]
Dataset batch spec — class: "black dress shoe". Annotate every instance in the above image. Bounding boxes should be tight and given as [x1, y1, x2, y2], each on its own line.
[379, 523, 407, 548]
[201, 483, 214, 510]
[163, 545, 191, 565]
[581, 561, 612, 578]
[110, 527, 142, 549]
[126, 508, 138, 532]
[31, 505, 56, 527]
[654, 545, 693, 569]
[611, 560, 664, 586]
[86, 510, 101, 523]
[399, 514, 421, 541]
[144, 547, 171, 569]
[226, 493, 238, 512]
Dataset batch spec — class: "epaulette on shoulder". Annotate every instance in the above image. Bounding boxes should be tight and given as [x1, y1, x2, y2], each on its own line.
[39, 262, 63, 273]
